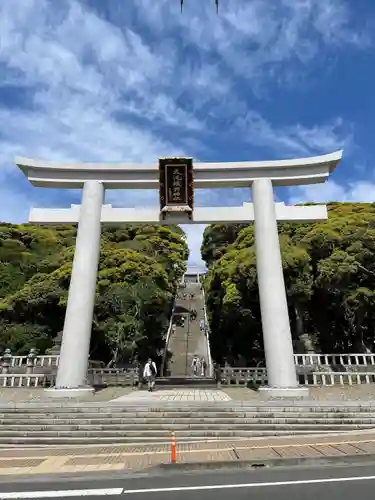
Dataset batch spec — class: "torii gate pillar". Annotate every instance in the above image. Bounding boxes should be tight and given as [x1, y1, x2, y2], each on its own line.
[52, 181, 104, 396]
[252, 179, 301, 396]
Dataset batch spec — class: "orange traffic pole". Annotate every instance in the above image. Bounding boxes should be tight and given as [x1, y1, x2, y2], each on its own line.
[171, 431, 177, 464]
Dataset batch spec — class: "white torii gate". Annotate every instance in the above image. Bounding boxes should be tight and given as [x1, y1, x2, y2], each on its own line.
[16, 150, 342, 397]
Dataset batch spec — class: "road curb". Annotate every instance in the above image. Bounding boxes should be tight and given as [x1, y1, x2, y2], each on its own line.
[1, 453, 375, 484]
[153, 452, 375, 472]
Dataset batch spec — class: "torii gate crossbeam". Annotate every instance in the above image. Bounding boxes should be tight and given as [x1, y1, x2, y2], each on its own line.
[29, 203, 327, 225]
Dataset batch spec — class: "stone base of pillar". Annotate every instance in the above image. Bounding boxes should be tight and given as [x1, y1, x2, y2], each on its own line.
[44, 386, 95, 398]
[258, 385, 309, 398]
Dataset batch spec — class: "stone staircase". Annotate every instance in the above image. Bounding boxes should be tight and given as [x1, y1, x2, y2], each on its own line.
[166, 280, 210, 378]
[1, 403, 375, 445]
[153, 376, 216, 388]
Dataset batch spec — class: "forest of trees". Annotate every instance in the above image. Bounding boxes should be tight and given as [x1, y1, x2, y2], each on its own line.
[2, 202, 375, 370]
[201, 203, 375, 366]
[0, 223, 188, 365]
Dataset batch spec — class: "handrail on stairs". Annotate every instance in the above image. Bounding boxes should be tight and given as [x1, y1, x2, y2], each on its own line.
[201, 283, 214, 378]
[160, 294, 177, 376]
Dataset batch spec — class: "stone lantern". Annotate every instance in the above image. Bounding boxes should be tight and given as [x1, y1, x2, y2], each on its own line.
[26, 348, 38, 374]
[1, 348, 12, 374]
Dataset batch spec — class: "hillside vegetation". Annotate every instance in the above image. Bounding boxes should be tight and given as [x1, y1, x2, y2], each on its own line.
[0, 223, 188, 364]
[201, 203, 375, 366]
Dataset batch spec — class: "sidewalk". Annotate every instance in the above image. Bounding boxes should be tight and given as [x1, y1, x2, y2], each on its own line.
[2, 383, 375, 404]
[1, 432, 375, 476]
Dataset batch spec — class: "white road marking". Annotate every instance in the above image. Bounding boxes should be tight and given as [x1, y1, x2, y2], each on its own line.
[122, 474, 375, 494]
[2, 474, 375, 498]
[0, 488, 123, 499]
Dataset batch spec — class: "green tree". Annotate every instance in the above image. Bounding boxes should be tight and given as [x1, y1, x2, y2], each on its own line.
[0, 223, 188, 362]
[202, 203, 375, 364]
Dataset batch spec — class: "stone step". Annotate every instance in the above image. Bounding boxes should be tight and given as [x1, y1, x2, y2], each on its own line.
[22, 411, 373, 418]
[0, 425, 367, 439]
[0, 430, 339, 446]
[1, 420, 375, 431]
[2, 399, 375, 406]
[155, 377, 216, 386]
[2, 406, 375, 415]
[0, 407, 250, 414]
[167, 284, 208, 377]
[0, 412, 373, 420]
[0, 411, 373, 420]
[3, 400, 375, 409]
[2, 413, 375, 423]
[152, 385, 217, 389]
[0, 412, 254, 419]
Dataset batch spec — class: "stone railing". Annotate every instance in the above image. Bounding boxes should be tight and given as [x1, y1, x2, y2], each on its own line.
[160, 300, 177, 376]
[1, 349, 105, 374]
[3, 352, 375, 388]
[220, 367, 268, 386]
[0, 374, 52, 388]
[0, 367, 139, 388]
[201, 286, 214, 378]
[88, 368, 139, 387]
[294, 353, 375, 367]
[9, 354, 59, 368]
[220, 367, 375, 386]
[2, 367, 375, 388]
[301, 372, 375, 385]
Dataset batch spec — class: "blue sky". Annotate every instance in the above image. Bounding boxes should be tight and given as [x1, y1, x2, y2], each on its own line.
[0, 0, 374, 268]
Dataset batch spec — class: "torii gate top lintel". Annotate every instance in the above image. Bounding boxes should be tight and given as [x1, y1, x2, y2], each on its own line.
[15, 150, 343, 189]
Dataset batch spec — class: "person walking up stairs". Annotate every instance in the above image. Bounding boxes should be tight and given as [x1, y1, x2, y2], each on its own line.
[143, 358, 157, 391]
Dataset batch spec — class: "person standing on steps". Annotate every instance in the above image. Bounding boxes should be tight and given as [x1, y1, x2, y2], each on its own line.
[143, 358, 157, 392]
[201, 357, 207, 377]
[191, 355, 201, 377]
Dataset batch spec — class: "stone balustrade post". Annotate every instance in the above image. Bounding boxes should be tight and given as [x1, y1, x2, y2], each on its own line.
[215, 363, 221, 388]
[1, 348, 12, 374]
[26, 349, 38, 374]
[137, 363, 143, 390]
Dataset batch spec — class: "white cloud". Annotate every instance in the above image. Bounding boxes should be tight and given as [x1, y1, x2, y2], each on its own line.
[0, 0, 371, 265]
[0, 184, 30, 223]
[289, 179, 375, 204]
[235, 113, 351, 157]
[311, 0, 371, 47]
[136, 0, 370, 82]
[181, 225, 207, 268]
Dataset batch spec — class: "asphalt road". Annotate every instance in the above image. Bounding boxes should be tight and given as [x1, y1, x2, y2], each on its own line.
[1, 463, 375, 499]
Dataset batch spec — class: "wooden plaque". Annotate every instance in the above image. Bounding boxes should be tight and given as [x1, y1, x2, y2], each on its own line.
[159, 157, 194, 213]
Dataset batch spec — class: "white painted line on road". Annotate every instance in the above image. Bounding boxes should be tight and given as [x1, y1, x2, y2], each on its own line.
[122, 474, 375, 494]
[3, 474, 375, 498]
[0, 488, 123, 499]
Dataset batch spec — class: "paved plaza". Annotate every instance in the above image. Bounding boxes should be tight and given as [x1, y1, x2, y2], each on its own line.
[110, 389, 231, 403]
[2, 385, 375, 403]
